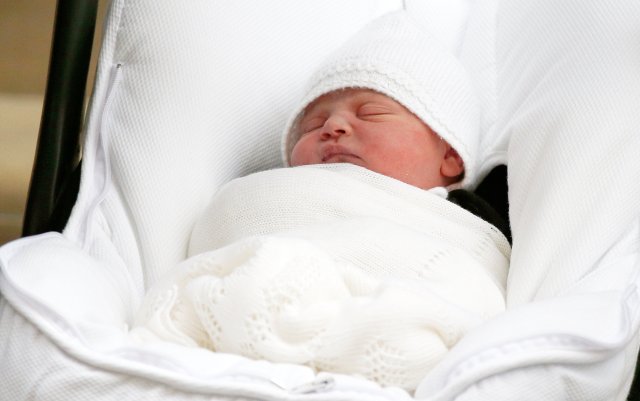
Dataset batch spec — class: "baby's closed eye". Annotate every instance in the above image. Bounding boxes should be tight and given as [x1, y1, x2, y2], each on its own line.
[357, 104, 395, 119]
[300, 116, 326, 133]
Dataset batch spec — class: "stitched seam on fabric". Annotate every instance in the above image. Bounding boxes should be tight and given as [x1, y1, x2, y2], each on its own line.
[82, 64, 122, 252]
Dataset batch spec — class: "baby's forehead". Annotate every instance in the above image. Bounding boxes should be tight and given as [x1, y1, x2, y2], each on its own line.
[302, 88, 398, 115]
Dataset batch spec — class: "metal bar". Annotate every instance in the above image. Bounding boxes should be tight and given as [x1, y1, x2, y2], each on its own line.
[22, 0, 99, 236]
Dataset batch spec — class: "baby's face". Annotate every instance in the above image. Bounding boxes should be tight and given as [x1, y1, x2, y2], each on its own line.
[290, 89, 463, 189]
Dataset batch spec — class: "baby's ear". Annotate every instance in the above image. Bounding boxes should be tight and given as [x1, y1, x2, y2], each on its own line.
[440, 146, 464, 178]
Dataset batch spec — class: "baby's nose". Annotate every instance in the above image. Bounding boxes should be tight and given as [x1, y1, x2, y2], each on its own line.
[321, 114, 351, 139]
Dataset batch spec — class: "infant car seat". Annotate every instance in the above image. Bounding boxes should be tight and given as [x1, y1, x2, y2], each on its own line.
[2, 0, 640, 400]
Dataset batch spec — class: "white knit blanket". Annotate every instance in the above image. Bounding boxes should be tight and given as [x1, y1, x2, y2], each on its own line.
[131, 164, 510, 391]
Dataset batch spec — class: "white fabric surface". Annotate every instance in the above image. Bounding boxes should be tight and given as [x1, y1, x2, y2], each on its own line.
[2, 0, 639, 400]
[0, 235, 414, 401]
[499, 0, 640, 305]
[414, 0, 640, 399]
[132, 165, 509, 391]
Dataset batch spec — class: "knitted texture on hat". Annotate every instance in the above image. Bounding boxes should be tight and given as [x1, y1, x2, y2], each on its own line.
[282, 11, 481, 188]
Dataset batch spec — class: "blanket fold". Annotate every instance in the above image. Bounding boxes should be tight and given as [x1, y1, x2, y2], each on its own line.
[132, 164, 510, 391]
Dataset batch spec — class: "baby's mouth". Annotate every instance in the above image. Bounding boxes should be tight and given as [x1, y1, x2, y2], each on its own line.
[321, 146, 361, 163]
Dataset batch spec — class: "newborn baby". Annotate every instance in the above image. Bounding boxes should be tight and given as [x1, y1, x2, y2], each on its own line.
[289, 87, 465, 190]
[131, 11, 510, 392]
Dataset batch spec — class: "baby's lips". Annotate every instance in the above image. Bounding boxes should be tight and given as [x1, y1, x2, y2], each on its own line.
[321, 145, 360, 162]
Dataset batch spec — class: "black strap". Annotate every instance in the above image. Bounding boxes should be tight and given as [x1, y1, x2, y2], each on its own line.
[474, 165, 509, 226]
[447, 189, 512, 244]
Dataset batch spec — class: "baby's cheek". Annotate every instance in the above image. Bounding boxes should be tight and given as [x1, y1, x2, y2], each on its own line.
[290, 139, 316, 166]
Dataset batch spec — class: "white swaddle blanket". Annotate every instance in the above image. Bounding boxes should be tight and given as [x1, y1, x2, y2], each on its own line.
[131, 164, 510, 391]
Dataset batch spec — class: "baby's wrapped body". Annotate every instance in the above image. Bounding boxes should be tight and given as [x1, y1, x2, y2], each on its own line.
[131, 164, 510, 391]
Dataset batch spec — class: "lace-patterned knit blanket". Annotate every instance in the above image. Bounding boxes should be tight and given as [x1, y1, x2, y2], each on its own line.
[131, 164, 510, 391]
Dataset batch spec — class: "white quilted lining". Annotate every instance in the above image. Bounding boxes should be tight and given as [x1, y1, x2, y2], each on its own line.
[2, 0, 640, 400]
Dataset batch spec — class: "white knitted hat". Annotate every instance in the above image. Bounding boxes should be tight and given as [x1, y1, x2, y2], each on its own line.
[281, 11, 481, 188]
